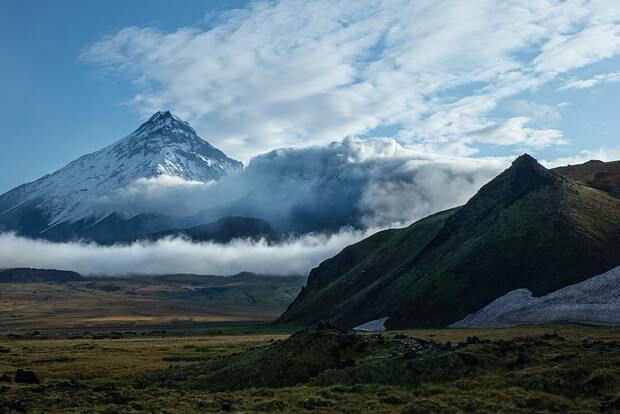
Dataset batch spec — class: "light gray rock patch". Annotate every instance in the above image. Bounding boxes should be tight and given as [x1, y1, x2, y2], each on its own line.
[354, 317, 389, 332]
[451, 266, 620, 328]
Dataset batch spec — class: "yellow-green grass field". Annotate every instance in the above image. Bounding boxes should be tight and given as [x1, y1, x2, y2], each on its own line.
[2, 275, 620, 413]
[2, 324, 620, 413]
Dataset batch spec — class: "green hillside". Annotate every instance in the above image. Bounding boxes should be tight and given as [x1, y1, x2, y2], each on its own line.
[278, 155, 620, 328]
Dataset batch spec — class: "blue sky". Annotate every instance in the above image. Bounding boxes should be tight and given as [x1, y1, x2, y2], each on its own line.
[0, 0, 247, 192]
[2, 0, 620, 193]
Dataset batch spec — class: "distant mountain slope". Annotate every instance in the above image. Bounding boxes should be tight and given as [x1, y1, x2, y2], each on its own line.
[451, 265, 620, 328]
[36, 214, 279, 244]
[0, 111, 242, 237]
[143, 216, 280, 243]
[37, 212, 181, 242]
[554, 159, 620, 199]
[277, 154, 620, 329]
[145, 271, 306, 287]
[0, 268, 83, 283]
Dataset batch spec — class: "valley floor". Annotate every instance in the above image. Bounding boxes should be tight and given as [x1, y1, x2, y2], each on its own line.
[0, 275, 303, 333]
[1, 324, 620, 413]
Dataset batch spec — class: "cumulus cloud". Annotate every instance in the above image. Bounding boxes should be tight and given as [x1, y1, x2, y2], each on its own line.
[82, 0, 620, 161]
[95, 137, 507, 231]
[0, 230, 374, 276]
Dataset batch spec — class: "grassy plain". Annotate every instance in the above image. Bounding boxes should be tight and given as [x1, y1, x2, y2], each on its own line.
[1, 324, 620, 413]
[0, 274, 303, 332]
[2, 273, 620, 413]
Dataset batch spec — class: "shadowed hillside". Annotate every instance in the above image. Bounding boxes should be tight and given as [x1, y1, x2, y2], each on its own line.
[278, 155, 620, 329]
[555, 160, 620, 199]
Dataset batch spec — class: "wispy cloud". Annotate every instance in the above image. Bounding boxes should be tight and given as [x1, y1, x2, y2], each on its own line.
[543, 147, 620, 168]
[558, 71, 620, 90]
[469, 117, 567, 150]
[82, 0, 620, 162]
[505, 100, 562, 125]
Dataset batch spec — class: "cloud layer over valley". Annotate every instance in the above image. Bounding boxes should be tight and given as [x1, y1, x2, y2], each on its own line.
[0, 230, 372, 276]
[0, 138, 508, 276]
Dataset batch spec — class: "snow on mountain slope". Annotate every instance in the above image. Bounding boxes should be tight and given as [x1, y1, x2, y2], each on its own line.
[0, 111, 242, 226]
[451, 265, 620, 328]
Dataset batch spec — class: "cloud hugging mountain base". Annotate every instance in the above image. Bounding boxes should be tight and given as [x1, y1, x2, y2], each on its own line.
[0, 112, 507, 242]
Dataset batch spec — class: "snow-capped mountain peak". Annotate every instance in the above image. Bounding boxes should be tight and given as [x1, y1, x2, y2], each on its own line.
[0, 111, 243, 227]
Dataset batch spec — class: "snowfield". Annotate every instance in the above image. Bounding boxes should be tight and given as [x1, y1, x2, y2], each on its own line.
[451, 265, 620, 328]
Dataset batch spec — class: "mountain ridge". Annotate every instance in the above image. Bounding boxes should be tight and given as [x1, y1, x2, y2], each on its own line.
[554, 159, 620, 199]
[277, 154, 620, 328]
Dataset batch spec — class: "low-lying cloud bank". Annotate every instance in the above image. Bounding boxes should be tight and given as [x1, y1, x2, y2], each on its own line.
[0, 230, 375, 276]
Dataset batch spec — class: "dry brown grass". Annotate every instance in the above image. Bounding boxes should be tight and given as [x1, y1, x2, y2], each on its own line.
[0, 277, 296, 332]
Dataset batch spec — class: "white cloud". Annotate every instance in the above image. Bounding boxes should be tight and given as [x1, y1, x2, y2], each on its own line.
[0, 139, 510, 277]
[95, 137, 506, 231]
[534, 25, 620, 74]
[358, 157, 502, 228]
[470, 117, 566, 149]
[82, 0, 620, 161]
[0, 230, 373, 276]
[505, 100, 562, 125]
[94, 175, 214, 218]
[558, 71, 620, 90]
[543, 147, 620, 168]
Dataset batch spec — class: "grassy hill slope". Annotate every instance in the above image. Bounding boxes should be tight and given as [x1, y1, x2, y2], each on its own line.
[554, 159, 620, 199]
[278, 155, 620, 329]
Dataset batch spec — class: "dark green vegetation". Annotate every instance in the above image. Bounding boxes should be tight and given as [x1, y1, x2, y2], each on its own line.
[279, 155, 620, 329]
[3, 325, 620, 413]
[0, 272, 304, 332]
[0, 268, 83, 283]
